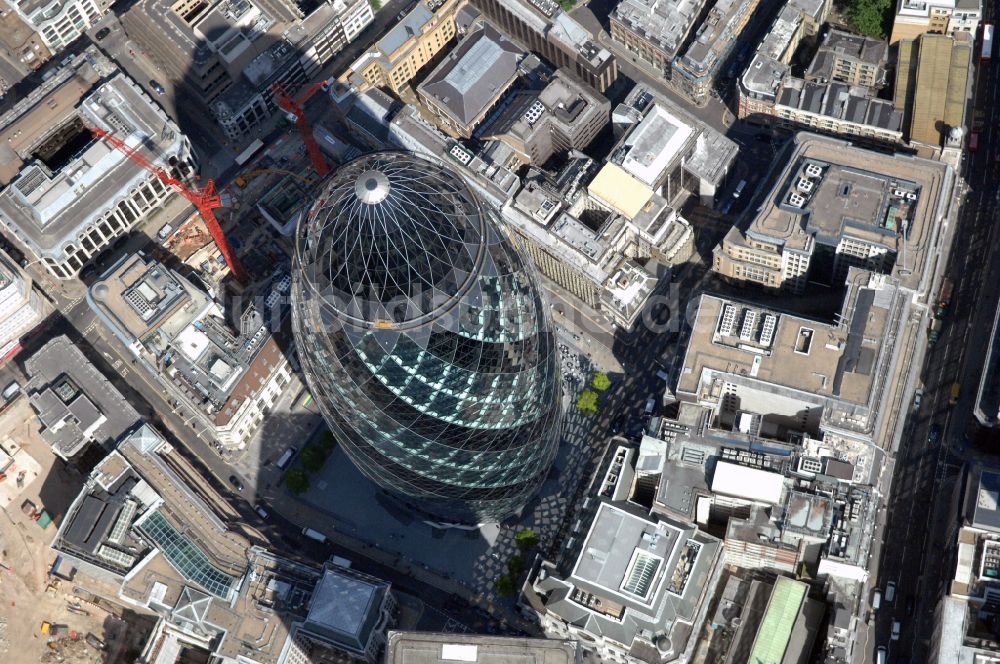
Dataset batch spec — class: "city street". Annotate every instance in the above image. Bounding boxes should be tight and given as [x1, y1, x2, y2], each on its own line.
[870, 21, 1000, 661]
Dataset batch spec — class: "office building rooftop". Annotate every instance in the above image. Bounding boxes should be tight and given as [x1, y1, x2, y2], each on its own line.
[24, 335, 141, 459]
[532, 501, 722, 658]
[735, 134, 951, 291]
[615, 104, 695, 187]
[611, 0, 706, 56]
[678, 290, 890, 412]
[418, 23, 522, 129]
[88, 253, 210, 352]
[386, 632, 581, 663]
[0, 48, 188, 266]
[776, 79, 902, 132]
[675, 0, 751, 76]
[302, 565, 393, 655]
[740, 5, 801, 99]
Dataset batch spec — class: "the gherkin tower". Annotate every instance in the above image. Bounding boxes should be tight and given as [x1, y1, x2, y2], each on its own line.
[291, 151, 561, 524]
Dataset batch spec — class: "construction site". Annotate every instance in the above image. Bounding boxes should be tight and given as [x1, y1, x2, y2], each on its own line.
[0, 394, 154, 664]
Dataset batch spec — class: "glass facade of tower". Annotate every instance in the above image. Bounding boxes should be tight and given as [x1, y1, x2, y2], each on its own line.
[292, 152, 561, 524]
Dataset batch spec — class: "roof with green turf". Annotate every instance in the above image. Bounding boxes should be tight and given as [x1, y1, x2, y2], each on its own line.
[748, 576, 807, 664]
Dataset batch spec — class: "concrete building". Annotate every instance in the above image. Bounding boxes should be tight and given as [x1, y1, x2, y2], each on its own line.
[388, 105, 521, 207]
[52, 422, 396, 664]
[743, 577, 825, 664]
[0, 6, 52, 71]
[470, 0, 618, 92]
[806, 29, 888, 88]
[675, 279, 913, 449]
[417, 23, 522, 138]
[0, 251, 43, 362]
[386, 633, 582, 663]
[503, 158, 693, 330]
[672, 0, 761, 103]
[292, 564, 397, 663]
[889, 0, 981, 43]
[769, 79, 903, 146]
[894, 32, 973, 157]
[481, 67, 610, 166]
[527, 500, 724, 664]
[0, 48, 196, 280]
[739, 18, 900, 146]
[208, 0, 375, 140]
[712, 133, 953, 295]
[930, 467, 1000, 662]
[6, 0, 111, 53]
[738, 5, 805, 119]
[87, 252, 293, 450]
[610, 86, 738, 205]
[343, 0, 462, 95]
[609, 0, 707, 75]
[24, 335, 141, 460]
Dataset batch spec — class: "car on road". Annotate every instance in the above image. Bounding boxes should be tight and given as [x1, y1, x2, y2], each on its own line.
[891, 620, 901, 640]
[906, 595, 915, 616]
[228, 475, 244, 492]
[876, 646, 888, 664]
[885, 581, 896, 602]
[872, 589, 882, 611]
[2, 381, 20, 402]
[254, 504, 269, 519]
[913, 388, 923, 410]
[149, 79, 166, 95]
[94, 27, 110, 41]
[929, 424, 941, 446]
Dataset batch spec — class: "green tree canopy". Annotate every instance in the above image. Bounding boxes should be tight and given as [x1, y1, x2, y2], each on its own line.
[515, 528, 538, 553]
[507, 554, 526, 576]
[285, 469, 310, 495]
[576, 390, 599, 415]
[591, 372, 612, 392]
[300, 445, 328, 472]
[318, 430, 337, 451]
[495, 575, 517, 598]
[847, 0, 891, 38]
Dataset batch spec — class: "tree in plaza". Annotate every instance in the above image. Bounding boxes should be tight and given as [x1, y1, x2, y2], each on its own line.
[507, 554, 526, 576]
[591, 371, 612, 392]
[576, 389, 599, 415]
[300, 445, 328, 472]
[318, 430, 336, 451]
[495, 575, 517, 598]
[285, 469, 310, 495]
[368, 0, 382, 10]
[515, 528, 538, 553]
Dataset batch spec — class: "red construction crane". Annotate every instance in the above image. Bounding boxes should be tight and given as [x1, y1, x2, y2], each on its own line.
[90, 127, 249, 284]
[272, 81, 330, 178]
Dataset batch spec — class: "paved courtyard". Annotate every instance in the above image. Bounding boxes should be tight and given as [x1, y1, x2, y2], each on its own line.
[294, 336, 609, 599]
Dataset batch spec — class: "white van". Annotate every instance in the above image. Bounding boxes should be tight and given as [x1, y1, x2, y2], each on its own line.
[276, 447, 297, 470]
[871, 589, 882, 611]
[876, 646, 887, 664]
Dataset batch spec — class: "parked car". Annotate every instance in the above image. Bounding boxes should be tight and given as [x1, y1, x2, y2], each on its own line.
[885, 581, 896, 602]
[94, 27, 110, 41]
[228, 475, 244, 492]
[913, 388, 924, 410]
[2, 381, 20, 402]
[149, 79, 166, 95]
[254, 504, 269, 519]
